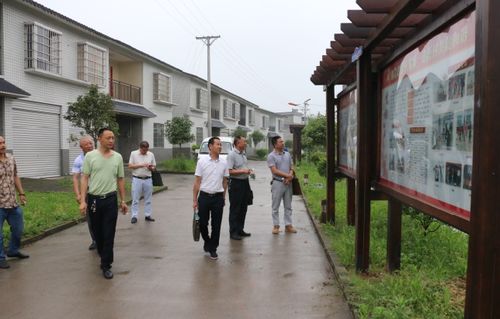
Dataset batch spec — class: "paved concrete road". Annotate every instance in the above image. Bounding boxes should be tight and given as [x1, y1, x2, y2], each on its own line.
[0, 160, 352, 319]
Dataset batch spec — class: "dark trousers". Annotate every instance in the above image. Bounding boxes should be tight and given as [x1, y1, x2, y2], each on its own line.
[228, 178, 250, 235]
[87, 195, 118, 269]
[198, 192, 224, 253]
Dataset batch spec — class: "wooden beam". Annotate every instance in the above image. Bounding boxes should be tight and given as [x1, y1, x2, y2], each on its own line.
[355, 52, 374, 272]
[387, 199, 402, 272]
[326, 86, 336, 224]
[465, 0, 500, 317]
[363, 0, 426, 52]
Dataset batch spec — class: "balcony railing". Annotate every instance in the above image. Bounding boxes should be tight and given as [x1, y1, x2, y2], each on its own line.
[110, 79, 141, 104]
[211, 109, 220, 119]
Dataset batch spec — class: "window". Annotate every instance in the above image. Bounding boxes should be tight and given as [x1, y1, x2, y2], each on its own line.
[278, 119, 283, 131]
[262, 116, 268, 129]
[78, 43, 106, 86]
[153, 123, 164, 148]
[196, 88, 208, 110]
[223, 99, 239, 119]
[24, 23, 61, 74]
[196, 127, 203, 145]
[154, 73, 172, 103]
[248, 109, 255, 125]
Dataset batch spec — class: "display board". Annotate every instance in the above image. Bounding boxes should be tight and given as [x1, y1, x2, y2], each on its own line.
[379, 11, 475, 218]
[338, 89, 357, 177]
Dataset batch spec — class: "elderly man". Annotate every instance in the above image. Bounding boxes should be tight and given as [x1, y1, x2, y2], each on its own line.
[128, 141, 156, 224]
[72, 135, 96, 250]
[227, 136, 253, 240]
[0, 136, 29, 269]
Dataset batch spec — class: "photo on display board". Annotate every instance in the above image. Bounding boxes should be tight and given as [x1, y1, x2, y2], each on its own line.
[466, 70, 475, 96]
[432, 112, 454, 150]
[448, 73, 466, 100]
[463, 164, 472, 190]
[455, 109, 473, 152]
[445, 162, 462, 187]
[433, 162, 444, 183]
[434, 80, 448, 103]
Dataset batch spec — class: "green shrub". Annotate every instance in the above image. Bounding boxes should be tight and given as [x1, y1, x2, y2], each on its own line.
[255, 148, 268, 160]
[317, 158, 327, 177]
[191, 144, 200, 151]
[160, 157, 196, 173]
[309, 150, 326, 166]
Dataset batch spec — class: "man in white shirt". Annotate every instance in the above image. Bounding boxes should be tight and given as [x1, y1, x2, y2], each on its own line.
[192, 137, 229, 260]
[71, 135, 96, 250]
[128, 141, 156, 224]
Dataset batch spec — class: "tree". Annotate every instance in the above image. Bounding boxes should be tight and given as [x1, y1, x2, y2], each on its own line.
[232, 127, 248, 138]
[164, 116, 194, 148]
[302, 114, 328, 151]
[249, 130, 265, 147]
[64, 85, 119, 145]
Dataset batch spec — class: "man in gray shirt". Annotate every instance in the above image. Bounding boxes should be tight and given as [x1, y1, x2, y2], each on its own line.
[267, 136, 297, 234]
[227, 136, 253, 240]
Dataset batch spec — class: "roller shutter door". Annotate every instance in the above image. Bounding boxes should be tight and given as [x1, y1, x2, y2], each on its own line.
[12, 101, 61, 177]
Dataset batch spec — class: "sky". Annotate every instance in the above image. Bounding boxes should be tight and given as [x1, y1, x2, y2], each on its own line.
[36, 0, 359, 115]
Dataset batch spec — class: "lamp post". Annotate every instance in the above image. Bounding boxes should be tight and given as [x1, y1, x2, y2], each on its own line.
[288, 98, 311, 124]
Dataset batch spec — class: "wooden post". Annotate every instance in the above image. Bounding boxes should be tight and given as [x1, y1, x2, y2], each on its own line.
[326, 85, 336, 224]
[465, 1, 500, 317]
[347, 177, 355, 226]
[289, 124, 305, 164]
[387, 199, 402, 272]
[355, 52, 373, 272]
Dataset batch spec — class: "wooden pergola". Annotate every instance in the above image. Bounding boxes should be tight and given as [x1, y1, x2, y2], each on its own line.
[311, 1, 499, 317]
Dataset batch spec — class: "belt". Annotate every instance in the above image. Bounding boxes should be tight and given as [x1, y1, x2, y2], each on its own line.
[88, 191, 117, 200]
[200, 191, 224, 197]
[273, 177, 284, 182]
[133, 175, 151, 180]
[229, 177, 248, 181]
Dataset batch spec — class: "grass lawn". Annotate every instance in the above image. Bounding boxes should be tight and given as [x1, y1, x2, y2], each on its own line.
[159, 157, 196, 173]
[2, 175, 163, 244]
[295, 162, 467, 319]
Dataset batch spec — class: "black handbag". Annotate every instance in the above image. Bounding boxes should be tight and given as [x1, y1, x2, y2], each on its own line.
[247, 189, 253, 205]
[192, 209, 200, 241]
[151, 170, 163, 187]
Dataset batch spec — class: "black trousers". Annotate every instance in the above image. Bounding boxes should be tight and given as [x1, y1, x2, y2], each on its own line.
[228, 178, 250, 235]
[198, 192, 224, 253]
[87, 194, 118, 269]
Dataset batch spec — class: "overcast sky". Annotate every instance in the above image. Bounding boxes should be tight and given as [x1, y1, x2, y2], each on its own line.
[36, 0, 359, 115]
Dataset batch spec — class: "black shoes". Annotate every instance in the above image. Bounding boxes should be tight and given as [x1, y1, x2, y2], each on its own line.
[239, 231, 251, 237]
[131, 217, 137, 224]
[88, 242, 96, 250]
[230, 233, 242, 240]
[145, 216, 155, 222]
[7, 251, 29, 259]
[102, 269, 113, 279]
[0, 259, 10, 269]
[209, 251, 218, 260]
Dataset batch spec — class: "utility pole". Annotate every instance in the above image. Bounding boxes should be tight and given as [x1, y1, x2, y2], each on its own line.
[196, 35, 220, 137]
[288, 98, 311, 124]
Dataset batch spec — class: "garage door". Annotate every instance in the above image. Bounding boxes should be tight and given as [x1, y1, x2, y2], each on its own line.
[12, 101, 61, 177]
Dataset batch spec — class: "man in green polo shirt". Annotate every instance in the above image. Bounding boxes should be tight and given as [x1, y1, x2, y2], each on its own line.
[79, 128, 128, 279]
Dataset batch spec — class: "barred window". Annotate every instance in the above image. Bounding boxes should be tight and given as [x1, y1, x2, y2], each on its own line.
[196, 88, 208, 110]
[78, 43, 106, 86]
[196, 127, 203, 145]
[24, 23, 61, 74]
[154, 73, 172, 103]
[153, 123, 165, 148]
[248, 109, 255, 125]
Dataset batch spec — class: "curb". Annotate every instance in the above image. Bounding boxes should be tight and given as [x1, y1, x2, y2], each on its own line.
[300, 193, 358, 319]
[20, 185, 169, 246]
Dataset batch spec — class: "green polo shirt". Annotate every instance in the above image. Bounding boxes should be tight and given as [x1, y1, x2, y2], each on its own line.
[82, 149, 124, 195]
